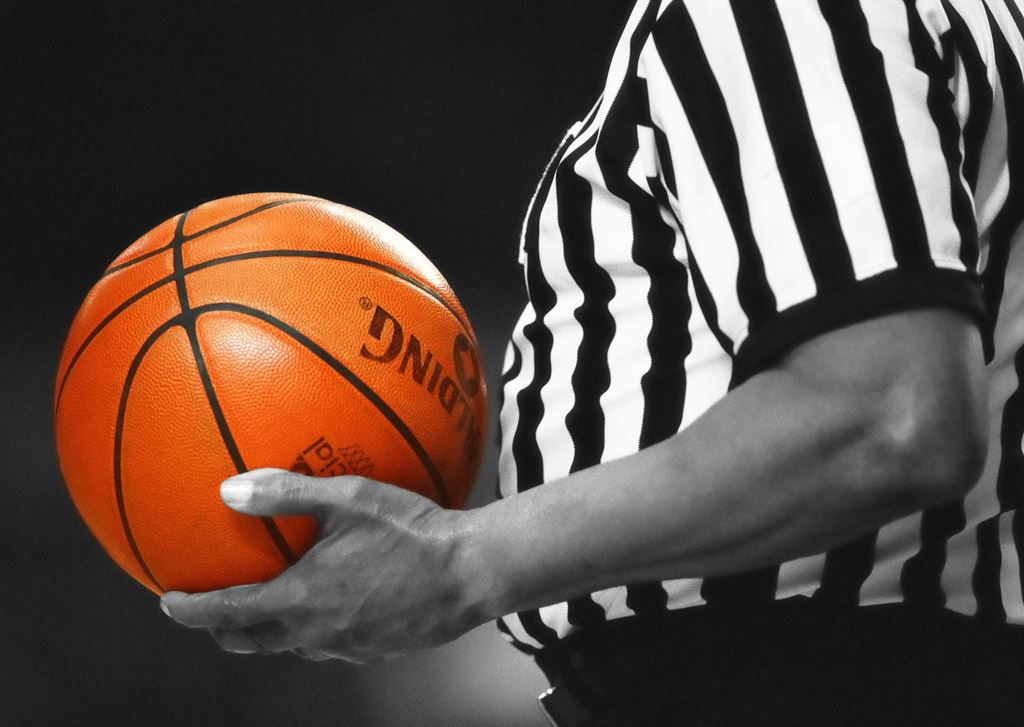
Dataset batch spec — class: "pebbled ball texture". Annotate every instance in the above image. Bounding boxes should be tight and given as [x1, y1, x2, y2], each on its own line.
[54, 193, 487, 594]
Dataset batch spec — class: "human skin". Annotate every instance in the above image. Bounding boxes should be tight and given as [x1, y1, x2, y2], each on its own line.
[161, 308, 988, 663]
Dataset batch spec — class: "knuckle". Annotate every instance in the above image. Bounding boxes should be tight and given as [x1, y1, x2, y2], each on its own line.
[341, 475, 371, 500]
[277, 473, 328, 511]
[268, 472, 300, 501]
[298, 479, 325, 505]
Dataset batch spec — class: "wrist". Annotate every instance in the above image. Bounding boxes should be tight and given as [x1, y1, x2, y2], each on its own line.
[445, 503, 518, 629]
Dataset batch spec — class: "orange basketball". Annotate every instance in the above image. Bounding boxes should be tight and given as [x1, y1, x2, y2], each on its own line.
[54, 193, 487, 595]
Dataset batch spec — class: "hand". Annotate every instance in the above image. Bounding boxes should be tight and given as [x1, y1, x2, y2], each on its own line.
[160, 468, 482, 663]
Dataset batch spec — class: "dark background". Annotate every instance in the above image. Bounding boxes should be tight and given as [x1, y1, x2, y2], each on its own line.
[0, 2, 630, 724]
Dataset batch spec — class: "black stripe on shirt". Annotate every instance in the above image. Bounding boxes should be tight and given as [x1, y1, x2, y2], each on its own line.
[1016, 510, 1024, 610]
[651, 125, 678, 201]
[494, 342, 524, 500]
[496, 617, 538, 656]
[1006, 0, 1024, 38]
[518, 609, 560, 649]
[816, 531, 878, 608]
[901, 500, 967, 609]
[973, 515, 1006, 624]
[817, 0, 934, 270]
[904, 1, 980, 272]
[701, 568, 780, 611]
[632, 209, 692, 457]
[730, 0, 856, 290]
[637, 75, 680, 208]
[653, 0, 778, 334]
[501, 342, 524, 386]
[557, 132, 613, 630]
[943, 1, 993, 194]
[562, 134, 615, 482]
[648, 169, 736, 358]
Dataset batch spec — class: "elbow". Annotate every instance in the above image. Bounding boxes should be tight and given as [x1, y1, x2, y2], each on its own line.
[862, 382, 988, 509]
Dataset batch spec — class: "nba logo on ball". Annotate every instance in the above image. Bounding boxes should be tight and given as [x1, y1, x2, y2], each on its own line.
[54, 193, 487, 596]
[290, 437, 374, 478]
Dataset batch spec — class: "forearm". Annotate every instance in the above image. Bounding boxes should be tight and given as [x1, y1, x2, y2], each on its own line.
[458, 371, 894, 620]
[456, 312, 986, 624]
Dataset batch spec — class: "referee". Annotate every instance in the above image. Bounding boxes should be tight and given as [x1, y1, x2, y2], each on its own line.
[163, 1, 1024, 725]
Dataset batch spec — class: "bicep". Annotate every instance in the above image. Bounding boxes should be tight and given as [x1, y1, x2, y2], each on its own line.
[778, 307, 984, 409]
[771, 307, 988, 499]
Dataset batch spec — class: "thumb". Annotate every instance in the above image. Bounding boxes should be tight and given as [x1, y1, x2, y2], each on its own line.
[220, 467, 347, 518]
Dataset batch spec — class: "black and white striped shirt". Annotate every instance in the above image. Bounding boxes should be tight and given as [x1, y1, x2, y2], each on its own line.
[497, 0, 1024, 651]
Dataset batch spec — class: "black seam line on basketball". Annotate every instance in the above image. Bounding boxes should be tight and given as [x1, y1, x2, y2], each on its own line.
[181, 248, 473, 335]
[190, 302, 454, 508]
[54, 274, 176, 420]
[101, 197, 318, 278]
[181, 312, 299, 565]
[171, 212, 190, 306]
[57, 247, 474, 422]
[182, 197, 320, 242]
[114, 317, 183, 593]
[171, 211, 298, 565]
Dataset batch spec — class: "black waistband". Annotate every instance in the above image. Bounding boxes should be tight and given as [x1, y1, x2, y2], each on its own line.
[533, 598, 1024, 726]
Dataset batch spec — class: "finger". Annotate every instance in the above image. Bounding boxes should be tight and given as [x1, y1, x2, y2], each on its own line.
[209, 622, 295, 656]
[161, 582, 287, 629]
[219, 467, 359, 519]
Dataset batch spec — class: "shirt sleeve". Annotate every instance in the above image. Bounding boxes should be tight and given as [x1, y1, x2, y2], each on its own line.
[641, 0, 986, 384]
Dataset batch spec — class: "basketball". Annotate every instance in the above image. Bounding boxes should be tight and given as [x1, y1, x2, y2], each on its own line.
[54, 193, 487, 595]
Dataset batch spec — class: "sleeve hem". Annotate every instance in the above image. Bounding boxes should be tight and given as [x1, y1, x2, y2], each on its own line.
[730, 268, 988, 387]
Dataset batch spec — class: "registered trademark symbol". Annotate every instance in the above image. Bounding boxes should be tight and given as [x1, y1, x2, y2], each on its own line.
[358, 296, 373, 311]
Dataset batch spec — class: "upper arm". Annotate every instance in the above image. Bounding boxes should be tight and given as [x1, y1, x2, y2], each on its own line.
[776, 307, 988, 501]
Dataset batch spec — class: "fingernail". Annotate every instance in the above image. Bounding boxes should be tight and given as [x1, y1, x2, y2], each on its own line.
[160, 600, 171, 618]
[221, 479, 254, 507]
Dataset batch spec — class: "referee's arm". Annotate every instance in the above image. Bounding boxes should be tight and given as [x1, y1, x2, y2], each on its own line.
[462, 306, 987, 618]
[161, 303, 987, 661]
